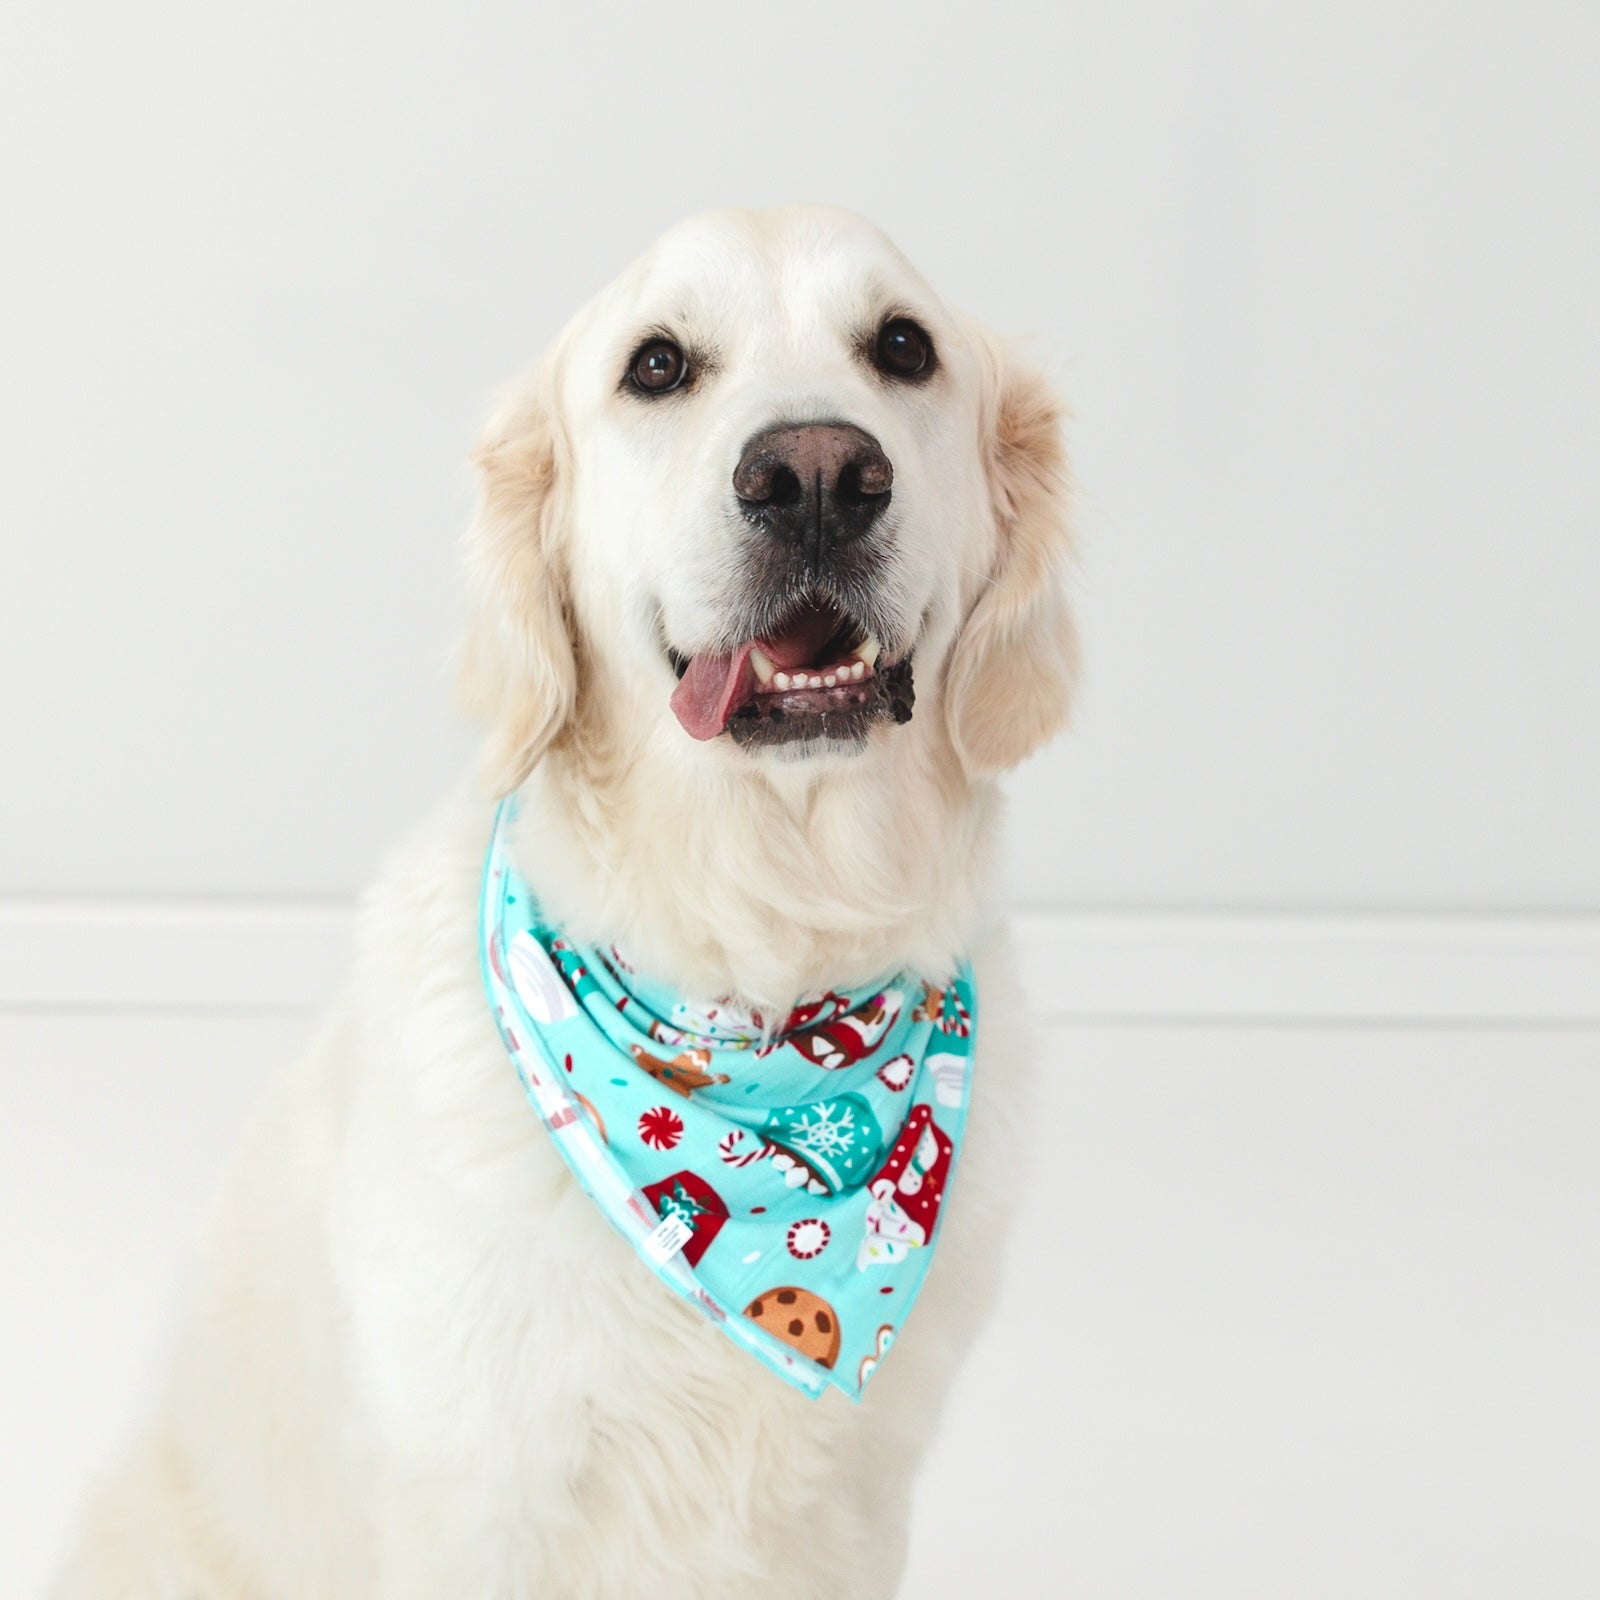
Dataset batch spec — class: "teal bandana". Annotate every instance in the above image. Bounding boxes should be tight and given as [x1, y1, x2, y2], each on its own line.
[479, 797, 978, 1400]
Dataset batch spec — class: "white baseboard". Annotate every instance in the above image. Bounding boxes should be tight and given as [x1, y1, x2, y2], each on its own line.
[0, 902, 354, 1013]
[1, 902, 1595, 1025]
[1010, 911, 1599, 1025]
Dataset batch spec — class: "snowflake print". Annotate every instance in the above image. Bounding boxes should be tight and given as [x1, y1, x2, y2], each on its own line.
[790, 1100, 858, 1161]
[637, 1105, 683, 1151]
[787, 1218, 831, 1259]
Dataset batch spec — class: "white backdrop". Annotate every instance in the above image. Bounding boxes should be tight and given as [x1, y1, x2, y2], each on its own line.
[5, 9, 1600, 1596]
[3, 0, 1597, 911]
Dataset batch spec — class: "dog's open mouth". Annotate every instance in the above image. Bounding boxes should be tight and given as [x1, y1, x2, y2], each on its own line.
[668, 596, 915, 749]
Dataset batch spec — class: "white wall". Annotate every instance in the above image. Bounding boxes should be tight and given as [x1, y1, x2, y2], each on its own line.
[3, 0, 1596, 911]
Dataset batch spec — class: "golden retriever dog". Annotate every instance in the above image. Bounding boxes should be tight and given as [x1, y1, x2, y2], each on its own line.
[55, 204, 1075, 1600]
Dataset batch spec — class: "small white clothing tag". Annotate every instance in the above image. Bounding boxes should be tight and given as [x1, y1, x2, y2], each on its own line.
[642, 1210, 695, 1265]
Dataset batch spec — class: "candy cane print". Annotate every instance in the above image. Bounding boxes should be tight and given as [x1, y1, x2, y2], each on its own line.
[718, 1129, 773, 1168]
[939, 988, 971, 1038]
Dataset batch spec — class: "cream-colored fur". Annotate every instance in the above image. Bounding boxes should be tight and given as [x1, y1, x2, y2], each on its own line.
[54, 205, 1074, 1600]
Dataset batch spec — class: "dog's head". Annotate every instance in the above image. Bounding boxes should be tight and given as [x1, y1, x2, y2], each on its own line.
[462, 206, 1075, 791]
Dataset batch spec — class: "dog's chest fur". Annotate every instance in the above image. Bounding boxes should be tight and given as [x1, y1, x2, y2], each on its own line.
[77, 796, 1026, 1600]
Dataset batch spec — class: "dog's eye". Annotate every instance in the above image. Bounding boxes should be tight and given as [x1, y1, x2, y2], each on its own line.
[875, 318, 933, 379]
[630, 339, 689, 395]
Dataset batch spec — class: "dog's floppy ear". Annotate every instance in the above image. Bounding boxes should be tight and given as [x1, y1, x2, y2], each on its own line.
[458, 372, 577, 797]
[943, 331, 1078, 776]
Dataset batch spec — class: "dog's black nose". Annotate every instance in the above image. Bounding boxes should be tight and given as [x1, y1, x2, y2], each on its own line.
[733, 422, 893, 562]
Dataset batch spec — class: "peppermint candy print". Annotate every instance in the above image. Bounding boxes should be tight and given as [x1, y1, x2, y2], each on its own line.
[638, 1105, 684, 1151]
[787, 1218, 831, 1259]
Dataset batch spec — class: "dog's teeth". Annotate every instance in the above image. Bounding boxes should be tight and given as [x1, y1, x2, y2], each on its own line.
[852, 636, 881, 668]
[823, 674, 837, 688]
[850, 661, 865, 681]
[750, 648, 776, 685]
[773, 671, 791, 691]
[809, 674, 825, 689]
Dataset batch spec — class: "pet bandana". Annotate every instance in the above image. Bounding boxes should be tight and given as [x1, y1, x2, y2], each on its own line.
[479, 797, 978, 1400]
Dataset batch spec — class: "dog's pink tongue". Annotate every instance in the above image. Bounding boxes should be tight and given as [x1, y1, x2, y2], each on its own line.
[670, 608, 841, 739]
[671, 643, 756, 741]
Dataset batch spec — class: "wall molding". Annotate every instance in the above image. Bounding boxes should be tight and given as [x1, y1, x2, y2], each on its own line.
[1, 902, 1595, 1025]
[1011, 911, 1599, 1025]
